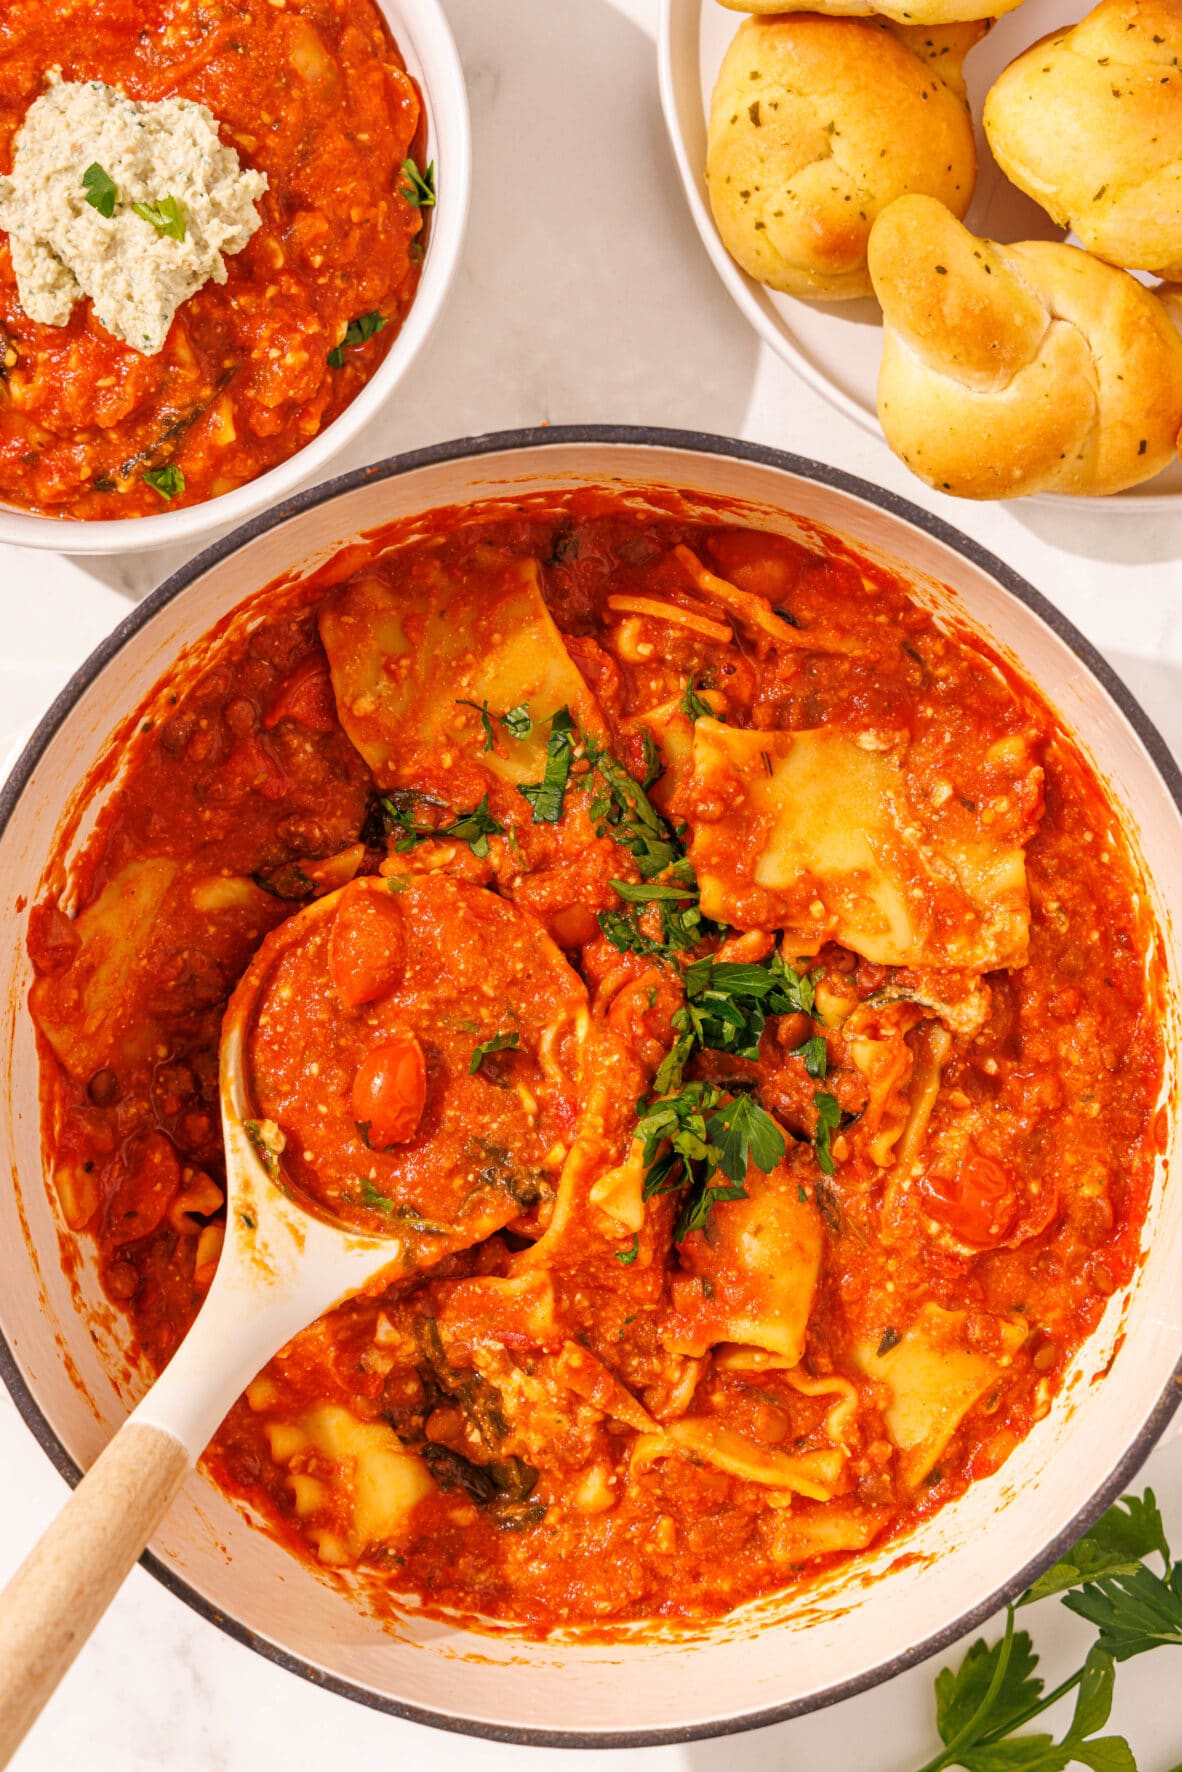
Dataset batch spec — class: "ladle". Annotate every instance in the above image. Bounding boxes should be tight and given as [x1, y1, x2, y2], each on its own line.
[0, 885, 441, 1767]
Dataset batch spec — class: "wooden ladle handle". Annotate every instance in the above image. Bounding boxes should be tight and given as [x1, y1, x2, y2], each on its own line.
[0, 1420, 191, 1767]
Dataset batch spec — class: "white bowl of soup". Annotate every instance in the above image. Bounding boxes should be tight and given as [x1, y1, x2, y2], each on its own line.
[1, 429, 1179, 1744]
[0, 0, 469, 552]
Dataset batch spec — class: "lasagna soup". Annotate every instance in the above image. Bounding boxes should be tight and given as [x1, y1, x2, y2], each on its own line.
[0, 0, 426, 519]
[27, 499, 1166, 1631]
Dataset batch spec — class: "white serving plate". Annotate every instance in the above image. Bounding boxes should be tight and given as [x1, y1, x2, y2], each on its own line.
[658, 0, 1182, 509]
[0, 0, 471, 554]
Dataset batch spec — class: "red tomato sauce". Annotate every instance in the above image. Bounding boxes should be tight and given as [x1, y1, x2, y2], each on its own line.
[27, 500, 1167, 1633]
[0, 0, 425, 520]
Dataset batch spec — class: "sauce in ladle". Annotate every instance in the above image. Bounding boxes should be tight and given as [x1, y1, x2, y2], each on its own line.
[243, 871, 590, 1251]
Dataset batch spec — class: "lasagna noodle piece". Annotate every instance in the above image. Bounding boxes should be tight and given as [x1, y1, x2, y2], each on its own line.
[682, 719, 1034, 969]
[662, 1162, 824, 1361]
[319, 552, 607, 791]
[856, 1303, 1028, 1489]
[631, 1418, 846, 1500]
[260, 1402, 433, 1567]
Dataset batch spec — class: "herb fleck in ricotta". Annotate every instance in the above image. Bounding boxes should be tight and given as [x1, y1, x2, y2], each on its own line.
[0, 73, 267, 355]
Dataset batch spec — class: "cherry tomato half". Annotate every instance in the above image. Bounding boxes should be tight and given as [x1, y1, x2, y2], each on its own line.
[920, 1146, 1019, 1247]
[329, 890, 406, 1009]
[352, 1030, 427, 1149]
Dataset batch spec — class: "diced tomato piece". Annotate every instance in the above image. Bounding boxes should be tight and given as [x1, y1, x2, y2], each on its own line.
[352, 1031, 427, 1149]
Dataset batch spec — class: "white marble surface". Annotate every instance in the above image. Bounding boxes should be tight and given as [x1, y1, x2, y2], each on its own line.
[1, 0, 1181, 1766]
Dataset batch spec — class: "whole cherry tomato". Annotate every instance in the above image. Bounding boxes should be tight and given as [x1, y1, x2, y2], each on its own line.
[920, 1145, 1019, 1247]
[352, 1030, 427, 1149]
[329, 889, 406, 1009]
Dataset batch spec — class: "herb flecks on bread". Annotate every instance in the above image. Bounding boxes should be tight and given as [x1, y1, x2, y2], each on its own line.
[868, 194, 1182, 498]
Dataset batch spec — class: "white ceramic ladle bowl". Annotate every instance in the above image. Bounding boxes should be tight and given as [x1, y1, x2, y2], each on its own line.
[1, 429, 1180, 1747]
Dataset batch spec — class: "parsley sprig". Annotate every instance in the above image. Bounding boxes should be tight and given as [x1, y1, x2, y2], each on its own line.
[637, 1081, 785, 1243]
[914, 1489, 1179, 1772]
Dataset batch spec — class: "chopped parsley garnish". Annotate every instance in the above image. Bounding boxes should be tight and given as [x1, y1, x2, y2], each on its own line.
[82, 162, 117, 218]
[142, 463, 185, 501]
[400, 157, 436, 208]
[518, 707, 576, 824]
[470, 1030, 520, 1076]
[377, 789, 504, 860]
[502, 703, 533, 739]
[586, 739, 681, 879]
[636, 1080, 784, 1243]
[813, 1090, 841, 1175]
[670, 952, 817, 1076]
[641, 729, 663, 790]
[614, 1233, 640, 1265]
[132, 194, 186, 241]
[791, 1033, 828, 1080]
[456, 698, 533, 751]
[598, 865, 709, 963]
[328, 310, 388, 368]
[680, 676, 715, 722]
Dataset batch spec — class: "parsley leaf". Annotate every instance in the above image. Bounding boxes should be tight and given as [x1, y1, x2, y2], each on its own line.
[444, 795, 504, 859]
[935, 1617, 1044, 1754]
[400, 157, 436, 208]
[680, 676, 715, 722]
[1023, 1491, 1171, 1606]
[518, 707, 576, 823]
[614, 1233, 639, 1265]
[1064, 1563, 1182, 1662]
[678, 953, 817, 1062]
[470, 1030, 520, 1076]
[791, 1034, 828, 1080]
[82, 162, 117, 218]
[813, 1091, 840, 1175]
[502, 703, 533, 739]
[710, 1092, 785, 1183]
[610, 879, 696, 904]
[327, 310, 387, 368]
[142, 464, 185, 501]
[132, 194, 186, 241]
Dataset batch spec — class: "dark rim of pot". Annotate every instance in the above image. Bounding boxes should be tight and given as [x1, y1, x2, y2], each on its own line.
[2, 426, 1180, 1750]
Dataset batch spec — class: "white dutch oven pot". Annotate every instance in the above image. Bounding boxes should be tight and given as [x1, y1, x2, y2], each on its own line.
[1, 429, 1179, 1747]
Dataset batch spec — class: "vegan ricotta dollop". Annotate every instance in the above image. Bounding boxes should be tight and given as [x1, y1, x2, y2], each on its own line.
[0, 73, 267, 354]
